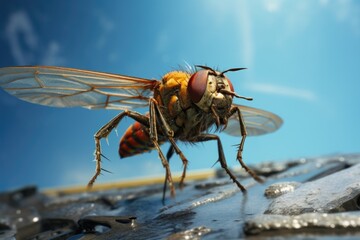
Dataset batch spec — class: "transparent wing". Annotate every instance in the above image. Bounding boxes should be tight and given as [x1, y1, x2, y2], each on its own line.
[224, 104, 283, 136]
[0, 66, 158, 110]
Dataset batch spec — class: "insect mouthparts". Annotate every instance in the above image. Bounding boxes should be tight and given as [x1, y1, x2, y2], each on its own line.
[220, 89, 253, 101]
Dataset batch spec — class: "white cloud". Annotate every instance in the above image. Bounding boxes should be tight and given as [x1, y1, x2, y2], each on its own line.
[5, 11, 38, 65]
[264, 0, 282, 13]
[41, 41, 65, 66]
[331, 0, 360, 35]
[93, 11, 115, 50]
[247, 82, 317, 101]
[319, 0, 329, 6]
[265, 0, 360, 36]
[5, 10, 65, 66]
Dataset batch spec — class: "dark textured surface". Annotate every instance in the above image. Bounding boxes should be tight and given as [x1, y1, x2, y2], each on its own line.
[1, 153, 360, 239]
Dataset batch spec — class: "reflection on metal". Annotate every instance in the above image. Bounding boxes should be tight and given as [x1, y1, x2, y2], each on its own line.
[264, 181, 301, 198]
[265, 162, 360, 215]
[244, 212, 360, 235]
[1, 153, 360, 239]
[167, 226, 211, 240]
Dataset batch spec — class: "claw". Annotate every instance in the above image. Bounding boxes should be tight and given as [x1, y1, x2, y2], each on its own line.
[101, 153, 110, 161]
[101, 167, 113, 174]
[211, 159, 219, 168]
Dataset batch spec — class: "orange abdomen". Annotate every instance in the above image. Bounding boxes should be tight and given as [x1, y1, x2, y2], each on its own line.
[119, 121, 154, 158]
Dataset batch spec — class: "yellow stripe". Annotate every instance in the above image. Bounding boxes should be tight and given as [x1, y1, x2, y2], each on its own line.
[42, 169, 215, 196]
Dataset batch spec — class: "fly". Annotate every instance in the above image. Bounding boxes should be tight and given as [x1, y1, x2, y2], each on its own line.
[0, 65, 283, 202]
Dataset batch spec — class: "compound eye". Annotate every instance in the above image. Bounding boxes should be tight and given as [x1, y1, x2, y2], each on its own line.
[225, 76, 234, 92]
[188, 70, 209, 103]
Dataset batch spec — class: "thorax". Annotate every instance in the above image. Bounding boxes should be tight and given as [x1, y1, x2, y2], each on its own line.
[153, 71, 215, 140]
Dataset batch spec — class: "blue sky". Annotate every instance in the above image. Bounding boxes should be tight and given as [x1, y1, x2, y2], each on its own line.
[0, 0, 359, 191]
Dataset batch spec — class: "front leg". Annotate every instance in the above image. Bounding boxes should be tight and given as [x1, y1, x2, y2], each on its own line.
[192, 134, 247, 192]
[149, 99, 176, 197]
[151, 99, 189, 191]
[227, 106, 263, 183]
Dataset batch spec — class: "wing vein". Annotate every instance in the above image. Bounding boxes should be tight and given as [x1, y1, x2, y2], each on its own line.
[0, 66, 156, 110]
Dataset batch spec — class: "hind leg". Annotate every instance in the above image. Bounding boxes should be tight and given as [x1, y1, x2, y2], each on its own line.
[87, 107, 176, 195]
[87, 110, 149, 188]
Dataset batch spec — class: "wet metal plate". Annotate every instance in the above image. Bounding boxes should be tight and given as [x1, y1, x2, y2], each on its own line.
[1, 153, 360, 239]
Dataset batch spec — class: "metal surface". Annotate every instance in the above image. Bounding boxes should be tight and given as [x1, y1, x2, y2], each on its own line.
[1, 153, 360, 239]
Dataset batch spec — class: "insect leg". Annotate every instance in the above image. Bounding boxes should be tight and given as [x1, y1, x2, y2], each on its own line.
[87, 110, 149, 188]
[168, 138, 188, 189]
[193, 134, 246, 192]
[228, 106, 263, 183]
[152, 99, 189, 190]
[149, 99, 176, 197]
[162, 145, 175, 205]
